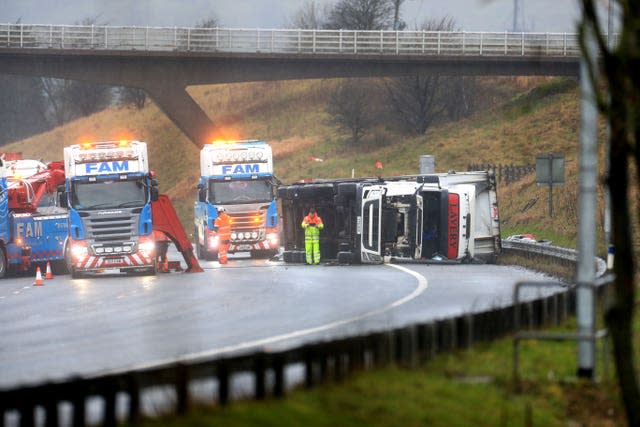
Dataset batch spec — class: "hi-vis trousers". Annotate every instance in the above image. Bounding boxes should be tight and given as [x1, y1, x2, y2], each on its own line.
[304, 226, 321, 264]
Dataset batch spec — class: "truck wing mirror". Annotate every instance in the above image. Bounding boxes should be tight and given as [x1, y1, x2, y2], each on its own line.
[58, 189, 68, 207]
[198, 185, 207, 203]
[150, 179, 159, 202]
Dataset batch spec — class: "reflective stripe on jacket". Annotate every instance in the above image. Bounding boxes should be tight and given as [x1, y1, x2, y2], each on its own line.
[301, 213, 324, 230]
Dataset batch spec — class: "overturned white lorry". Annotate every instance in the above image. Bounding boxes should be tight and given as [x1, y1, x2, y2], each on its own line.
[279, 171, 501, 264]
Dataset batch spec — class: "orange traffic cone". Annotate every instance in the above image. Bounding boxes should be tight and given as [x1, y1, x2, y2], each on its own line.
[45, 261, 54, 279]
[33, 267, 44, 286]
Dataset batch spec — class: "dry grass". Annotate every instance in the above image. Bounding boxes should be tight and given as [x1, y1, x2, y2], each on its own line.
[3, 76, 590, 241]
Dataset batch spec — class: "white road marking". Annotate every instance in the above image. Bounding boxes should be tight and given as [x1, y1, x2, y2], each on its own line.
[111, 263, 428, 373]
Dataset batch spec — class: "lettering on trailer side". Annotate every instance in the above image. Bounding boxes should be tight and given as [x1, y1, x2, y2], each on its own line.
[84, 161, 130, 174]
[221, 164, 260, 175]
[16, 221, 43, 238]
[447, 193, 460, 259]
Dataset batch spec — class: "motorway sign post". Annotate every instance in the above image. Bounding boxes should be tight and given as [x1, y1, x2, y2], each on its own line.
[535, 153, 565, 217]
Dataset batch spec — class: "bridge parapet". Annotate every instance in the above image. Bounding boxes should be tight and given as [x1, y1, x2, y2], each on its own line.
[0, 23, 590, 57]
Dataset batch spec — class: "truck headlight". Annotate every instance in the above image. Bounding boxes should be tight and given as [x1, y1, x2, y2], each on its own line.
[70, 241, 89, 260]
[138, 237, 156, 257]
[267, 233, 279, 247]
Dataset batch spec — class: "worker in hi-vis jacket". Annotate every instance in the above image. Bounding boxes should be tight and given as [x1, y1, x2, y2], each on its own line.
[301, 207, 323, 264]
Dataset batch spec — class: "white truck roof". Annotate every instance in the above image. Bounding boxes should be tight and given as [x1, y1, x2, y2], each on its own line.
[64, 140, 149, 178]
[200, 140, 273, 177]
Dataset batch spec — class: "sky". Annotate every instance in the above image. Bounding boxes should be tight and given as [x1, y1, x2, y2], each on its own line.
[0, 0, 590, 33]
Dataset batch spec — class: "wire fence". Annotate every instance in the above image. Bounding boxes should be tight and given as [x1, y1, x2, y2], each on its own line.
[468, 163, 535, 185]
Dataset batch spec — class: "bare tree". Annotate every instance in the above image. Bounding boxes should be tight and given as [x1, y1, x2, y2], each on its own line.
[391, 0, 406, 30]
[118, 87, 147, 110]
[195, 16, 219, 28]
[580, 2, 640, 426]
[327, 79, 378, 143]
[383, 17, 475, 134]
[290, 0, 329, 29]
[325, 0, 395, 30]
[0, 75, 48, 145]
[383, 75, 445, 135]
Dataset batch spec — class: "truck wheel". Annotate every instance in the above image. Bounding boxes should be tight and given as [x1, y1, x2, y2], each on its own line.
[205, 250, 218, 261]
[51, 260, 69, 275]
[294, 250, 306, 264]
[251, 249, 278, 259]
[337, 251, 354, 265]
[0, 246, 7, 278]
[70, 267, 83, 279]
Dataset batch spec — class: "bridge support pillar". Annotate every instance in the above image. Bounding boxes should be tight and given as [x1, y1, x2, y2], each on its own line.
[143, 84, 216, 148]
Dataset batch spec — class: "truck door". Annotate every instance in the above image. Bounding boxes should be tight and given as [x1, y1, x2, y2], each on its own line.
[359, 185, 383, 263]
[414, 194, 423, 259]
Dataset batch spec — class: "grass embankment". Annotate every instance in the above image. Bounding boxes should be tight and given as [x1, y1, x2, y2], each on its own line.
[7, 76, 635, 425]
[136, 319, 631, 427]
[3, 75, 589, 248]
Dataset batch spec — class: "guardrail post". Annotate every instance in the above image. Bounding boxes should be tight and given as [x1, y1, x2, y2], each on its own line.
[395, 31, 399, 55]
[521, 32, 525, 56]
[126, 374, 140, 425]
[254, 353, 266, 400]
[379, 30, 383, 53]
[462, 31, 465, 54]
[18, 405, 34, 427]
[312, 30, 316, 54]
[504, 31, 508, 55]
[217, 362, 229, 406]
[354, 31, 357, 54]
[176, 364, 190, 415]
[304, 347, 314, 388]
[19, 23, 23, 48]
[72, 389, 86, 427]
[479, 32, 483, 55]
[187, 28, 191, 51]
[103, 382, 117, 427]
[173, 27, 177, 50]
[437, 31, 441, 55]
[273, 354, 285, 398]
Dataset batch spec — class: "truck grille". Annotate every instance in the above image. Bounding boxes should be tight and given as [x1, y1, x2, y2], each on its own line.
[83, 213, 138, 243]
[229, 210, 266, 232]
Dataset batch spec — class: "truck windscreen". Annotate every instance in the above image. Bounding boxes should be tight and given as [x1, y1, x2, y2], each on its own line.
[71, 178, 147, 210]
[208, 179, 271, 204]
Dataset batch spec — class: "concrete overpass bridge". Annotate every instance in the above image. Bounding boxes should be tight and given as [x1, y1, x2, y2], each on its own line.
[0, 23, 584, 147]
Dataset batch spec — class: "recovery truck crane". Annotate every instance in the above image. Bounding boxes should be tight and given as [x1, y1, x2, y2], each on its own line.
[62, 140, 202, 277]
[0, 154, 69, 277]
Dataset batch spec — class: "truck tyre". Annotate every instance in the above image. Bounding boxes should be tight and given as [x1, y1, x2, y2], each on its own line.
[251, 249, 278, 259]
[70, 267, 83, 279]
[283, 250, 293, 263]
[337, 182, 357, 198]
[299, 184, 333, 199]
[51, 260, 68, 275]
[337, 251, 354, 265]
[294, 250, 306, 264]
[0, 246, 6, 278]
[205, 249, 218, 261]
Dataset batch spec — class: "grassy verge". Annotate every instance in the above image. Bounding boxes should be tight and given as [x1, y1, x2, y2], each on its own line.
[135, 320, 627, 427]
